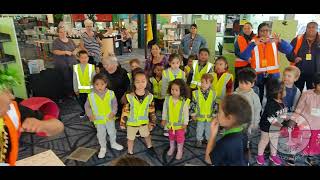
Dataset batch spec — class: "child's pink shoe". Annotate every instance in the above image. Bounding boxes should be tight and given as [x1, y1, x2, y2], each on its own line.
[269, 155, 282, 165]
[256, 155, 265, 165]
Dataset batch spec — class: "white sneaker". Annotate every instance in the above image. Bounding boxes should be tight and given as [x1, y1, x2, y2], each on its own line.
[98, 148, 107, 158]
[111, 143, 124, 151]
[163, 131, 169, 137]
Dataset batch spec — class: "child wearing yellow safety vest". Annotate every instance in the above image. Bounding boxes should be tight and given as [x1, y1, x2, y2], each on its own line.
[161, 53, 185, 98]
[120, 70, 157, 156]
[127, 58, 141, 85]
[190, 73, 218, 147]
[187, 48, 214, 91]
[85, 74, 123, 159]
[211, 56, 234, 104]
[73, 50, 95, 118]
[161, 79, 190, 160]
[149, 63, 164, 115]
[184, 55, 196, 79]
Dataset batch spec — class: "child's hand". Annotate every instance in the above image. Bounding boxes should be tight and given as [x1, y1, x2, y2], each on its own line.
[148, 123, 155, 131]
[89, 116, 95, 122]
[20, 118, 43, 133]
[108, 112, 115, 120]
[210, 119, 219, 138]
[161, 120, 166, 127]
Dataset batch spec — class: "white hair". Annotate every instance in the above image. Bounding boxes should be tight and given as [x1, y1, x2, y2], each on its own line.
[102, 53, 118, 65]
[84, 19, 93, 26]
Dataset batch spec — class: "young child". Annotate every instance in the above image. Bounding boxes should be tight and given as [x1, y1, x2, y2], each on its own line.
[234, 67, 261, 135]
[190, 73, 218, 147]
[149, 63, 164, 116]
[290, 72, 320, 166]
[128, 58, 141, 84]
[205, 94, 251, 166]
[161, 53, 186, 98]
[187, 48, 214, 90]
[257, 79, 286, 166]
[161, 79, 190, 160]
[85, 73, 123, 159]
[120, 70, 157, 156]
[184, 55, 196, 79]
[73, 50, 95, 118]
[282, 66, 301, 113]
[212, 56, 234, 104]
[95, 62, 103, 74]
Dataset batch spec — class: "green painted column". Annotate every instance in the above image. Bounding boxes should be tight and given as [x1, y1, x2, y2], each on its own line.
[138, 14, 145, 49]
[0, 18, 27, 99]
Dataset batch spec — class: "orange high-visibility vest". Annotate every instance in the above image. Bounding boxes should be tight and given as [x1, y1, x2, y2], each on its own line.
[3, 101, 21, 166]
[235, 35, 255, 68]
[250, 37, 280, 74]
[290, 35, 304, 66]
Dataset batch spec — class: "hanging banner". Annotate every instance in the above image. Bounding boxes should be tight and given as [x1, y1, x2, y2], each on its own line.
[96, 14, 112, 22]
[71, 14, 85, 22]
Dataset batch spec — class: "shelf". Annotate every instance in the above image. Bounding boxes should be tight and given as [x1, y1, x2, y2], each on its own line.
[0, 32, 11, 42]
[0, 54, 15, 64]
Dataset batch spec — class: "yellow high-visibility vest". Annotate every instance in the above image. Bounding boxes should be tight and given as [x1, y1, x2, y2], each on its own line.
[212, 72, 233, 104]
[166, 96, 190, 131]
[88, 90, 114, 125]
[192, 89, 216, 122]
[73, 64, 94, 93]
[162, 68, 184, 81]
[126, 93, 153, 127]
[190, 60, 213, 89]
[150, 77, 163, 99]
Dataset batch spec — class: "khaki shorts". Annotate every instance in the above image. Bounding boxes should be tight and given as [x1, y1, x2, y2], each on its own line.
[127, 125, 150, 140]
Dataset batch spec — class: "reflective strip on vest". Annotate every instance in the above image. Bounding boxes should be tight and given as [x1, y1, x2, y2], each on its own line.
[7, 103, 20, 129]
[88, 90, 113, 125]
[193, 89, 216, 121]
[191, 60, 213, 87]
[126, 94, 153, 126]
[213, 73, 232, 103]
[74, 64, 94, 90]
[127, 73, 132, 81]
[150, 77, 163, 99]
[165, 69, 183, 81]
[166, 96, 190, 131]
[253, 42, 279, 73]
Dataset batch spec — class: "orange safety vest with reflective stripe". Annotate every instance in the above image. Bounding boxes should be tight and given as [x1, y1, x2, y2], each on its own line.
[250, 37, 280, 74]
[290, 34, 304, 66]
[235, 35, 254, 68]
[3, 101, 21, 166]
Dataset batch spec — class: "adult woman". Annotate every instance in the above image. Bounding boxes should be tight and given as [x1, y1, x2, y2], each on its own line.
[52, 26, 78, 97]
[144, 43, 169, 77]
[100, 55, 130, 117]
[80, 19, 102, 65]
[240, 22, 293, 101]
[121, 28, 132, 52]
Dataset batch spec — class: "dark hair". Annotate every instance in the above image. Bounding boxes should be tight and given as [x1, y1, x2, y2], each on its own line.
[258, 22, 270, 33]
[238, 67, 257, 84]
[214, 56, 229, 70]
[313, 72, 320, 86]
[244, 22, 253, 28]
[92, 73, 108, 85]
[188, 55, 197, 61]
[168, 53, 181, 63]
[97, 62, 103, 69]
[77, 50, 88, 57]
[152, 63, 164, 77]
[307, 22, 318, 29]
[131, 68, 151, 92]
[111, 155, 150, 166]
[129, 58, 141, 66]
[201, 73, 214, 84]
[266, 78, 285, 100]
[167, 79, 190, 100]
[221, 94, 252, 126]
[199, 48, 210, 56]
[191, 24, 197, 29]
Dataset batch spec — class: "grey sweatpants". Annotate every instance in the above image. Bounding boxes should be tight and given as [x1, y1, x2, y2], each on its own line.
[96, 120, 117, 148]
[196, 121, 211, 141]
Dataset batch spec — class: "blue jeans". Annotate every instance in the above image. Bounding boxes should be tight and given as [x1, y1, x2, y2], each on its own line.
[196, 121, 211, 141]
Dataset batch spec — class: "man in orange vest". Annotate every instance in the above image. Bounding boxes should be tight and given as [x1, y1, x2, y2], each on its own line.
[0, 89, 64, 166]
[238, 22, 293, 101]
[286, 22, 320, 92]
[234, 22, 256, 89]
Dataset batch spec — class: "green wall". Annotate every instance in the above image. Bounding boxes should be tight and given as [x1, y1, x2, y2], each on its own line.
[0, 18, 27, 99]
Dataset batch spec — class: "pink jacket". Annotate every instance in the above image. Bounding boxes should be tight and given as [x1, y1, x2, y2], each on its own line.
[291, 90, 320, 130]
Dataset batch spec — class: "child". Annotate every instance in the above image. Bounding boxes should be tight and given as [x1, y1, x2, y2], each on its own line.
[190, 73, 218, 147]
[128, 58, 141, 84]
[73, 50, 95, 118]
[184, 55, 196, 79]
[85, 73, 123, 159]
[282, 66, 301, 113]
[290, 72, 320, 166]
[257, 79, 286, 166]
[95, 62, 103, 74]
[120, 70, 157, 156]
[161, 53, 186, 98]
[205, 94, 251, 166]
[187, 48, 214, 90]
[212, 56, 234, 104]
[161, 79, 190, 160]
[149, 63, 164, 116]
[234, 67, 261, 135]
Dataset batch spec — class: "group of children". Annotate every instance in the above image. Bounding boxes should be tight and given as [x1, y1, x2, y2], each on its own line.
[72, 48, 320, 166]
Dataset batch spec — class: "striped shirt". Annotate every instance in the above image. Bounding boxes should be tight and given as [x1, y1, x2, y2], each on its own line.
[81, 32, 101, 58]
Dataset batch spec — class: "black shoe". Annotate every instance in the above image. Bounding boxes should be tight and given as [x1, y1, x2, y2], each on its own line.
[80, 112, 86, 118]
[127, 152, 134, 156]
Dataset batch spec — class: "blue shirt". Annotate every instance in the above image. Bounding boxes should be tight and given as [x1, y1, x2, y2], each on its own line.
[180, 33, 207, 58]
[284, 86, 298, 112]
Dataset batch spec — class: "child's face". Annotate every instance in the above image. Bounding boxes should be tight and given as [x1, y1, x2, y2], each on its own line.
[199, 51, 209, 62]
[187, 59, 193, 67]
[239, 81, 253, 91]
[283, 71, 298, 86]
[215, 59, 227, 73]
[171, 84, 181, 99]
[169, 58, 181, 70]
[0, 90, 14, 116]
[154, 66, 163, 77]
[94, 79, 107, 93]
[95, 67, 100, 74]
[200, 79, 211, 91]
[79, 54, 89, 64]
[130, 62, 140, 71]
[134, 74, 147, 91]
